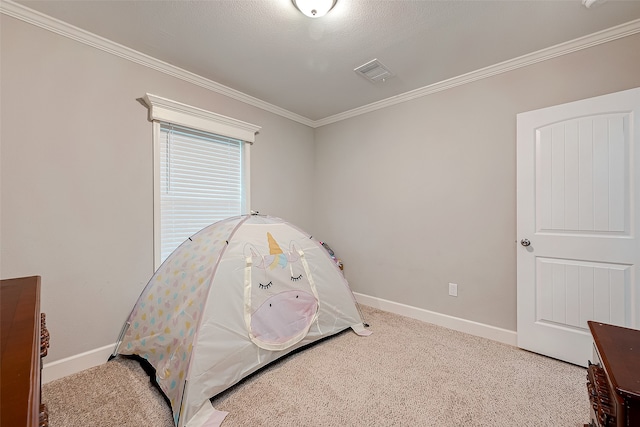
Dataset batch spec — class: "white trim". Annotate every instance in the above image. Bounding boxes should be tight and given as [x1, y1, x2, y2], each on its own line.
[0, 0, 314, 128]
[2, 0, 639, 128]
[243, 142, 251, 214]
[353, 292, 517, 346]
[152, 121, 162, 271]
[143, 93, 261, 143]
[42, 343, 115, 384]
[315, 18, 640, 127]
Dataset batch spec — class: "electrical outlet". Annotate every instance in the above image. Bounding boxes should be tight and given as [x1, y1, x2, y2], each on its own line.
[448, 283, 458, 297]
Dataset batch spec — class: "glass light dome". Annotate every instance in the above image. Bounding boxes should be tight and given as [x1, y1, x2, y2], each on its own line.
[292, 0, 337, 18]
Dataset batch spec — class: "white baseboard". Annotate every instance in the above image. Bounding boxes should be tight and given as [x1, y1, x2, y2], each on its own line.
[353, 292, 517, 346]
[42, 343, 115, 384]
[43, 296, 516, 383]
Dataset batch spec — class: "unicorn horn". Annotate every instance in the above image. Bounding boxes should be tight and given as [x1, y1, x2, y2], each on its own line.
[267, 232, 283, 255]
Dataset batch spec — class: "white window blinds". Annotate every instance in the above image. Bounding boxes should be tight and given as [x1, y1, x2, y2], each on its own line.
[159, 123, 245, 262]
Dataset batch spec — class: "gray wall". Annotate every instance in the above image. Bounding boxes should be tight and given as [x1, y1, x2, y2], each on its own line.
[0, 16, 315, 361]
[313, 33, 640, 331]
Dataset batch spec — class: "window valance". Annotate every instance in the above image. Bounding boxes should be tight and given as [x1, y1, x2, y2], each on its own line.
[142, 93, 261, 143]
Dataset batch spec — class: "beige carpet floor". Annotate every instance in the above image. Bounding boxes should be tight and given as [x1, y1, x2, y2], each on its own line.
[43, 305, 589, 426]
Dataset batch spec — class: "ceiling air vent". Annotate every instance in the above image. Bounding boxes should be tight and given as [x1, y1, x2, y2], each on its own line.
[354, 59, 394, 83]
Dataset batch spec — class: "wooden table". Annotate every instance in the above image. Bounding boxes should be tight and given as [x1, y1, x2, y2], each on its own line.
[586, 321, 640, 427]
[1, 276, 49, 427]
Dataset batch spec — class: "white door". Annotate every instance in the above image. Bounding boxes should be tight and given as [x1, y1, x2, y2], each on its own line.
[517, 87, 640, 367]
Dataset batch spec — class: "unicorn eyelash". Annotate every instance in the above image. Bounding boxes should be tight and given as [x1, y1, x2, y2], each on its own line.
[291, 274, 302, 281]
[259, 281, 272, 290]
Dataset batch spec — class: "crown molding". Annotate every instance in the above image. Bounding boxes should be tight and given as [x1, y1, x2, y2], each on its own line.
[2, 0, 639, 129]
[0, 0, 315, 128]
[313, 18, 640, 128]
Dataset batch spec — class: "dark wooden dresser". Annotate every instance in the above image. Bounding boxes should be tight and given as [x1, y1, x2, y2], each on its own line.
[586, 321, 640, 427]
[1, 276, 50, 427]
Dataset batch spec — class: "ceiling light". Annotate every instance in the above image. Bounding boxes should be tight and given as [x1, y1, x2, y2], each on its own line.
[582, 0, 607, 8]
[292, 0, 337, 18]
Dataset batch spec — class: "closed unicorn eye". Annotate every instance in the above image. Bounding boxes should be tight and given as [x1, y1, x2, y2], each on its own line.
[259, 281, 272, 290]
[291, 274, 302, 281]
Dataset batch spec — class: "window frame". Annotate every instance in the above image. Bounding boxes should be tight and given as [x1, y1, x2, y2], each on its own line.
[144, 93, 260, 269]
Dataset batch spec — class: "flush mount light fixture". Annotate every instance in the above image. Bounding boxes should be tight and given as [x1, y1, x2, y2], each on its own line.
[292, 0, 337, 18]
[582, 0, 607, 7]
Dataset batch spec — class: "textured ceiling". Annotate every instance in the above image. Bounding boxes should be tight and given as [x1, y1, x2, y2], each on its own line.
[13, 0, 640, 121]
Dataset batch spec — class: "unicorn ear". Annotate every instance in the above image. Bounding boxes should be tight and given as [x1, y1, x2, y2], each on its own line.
[243, 243, 259, 258]
[244, 243, 265, 268]
[287, 241, 301, 262]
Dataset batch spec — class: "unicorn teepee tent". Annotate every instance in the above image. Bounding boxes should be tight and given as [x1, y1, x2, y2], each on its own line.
[113, 214, 368, 427]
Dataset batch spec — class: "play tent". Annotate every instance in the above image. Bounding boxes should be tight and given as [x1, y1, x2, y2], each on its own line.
[113, 214, 369, 426]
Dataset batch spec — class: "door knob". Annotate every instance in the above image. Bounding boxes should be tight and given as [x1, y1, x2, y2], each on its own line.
[520, 239, 531, 247]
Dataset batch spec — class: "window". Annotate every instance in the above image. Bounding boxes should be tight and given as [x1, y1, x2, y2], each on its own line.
[144, 94, 261, 267]
[158, 123, 244, 262]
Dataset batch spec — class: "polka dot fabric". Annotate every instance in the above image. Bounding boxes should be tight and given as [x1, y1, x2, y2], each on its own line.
[119, 216, 242, 423]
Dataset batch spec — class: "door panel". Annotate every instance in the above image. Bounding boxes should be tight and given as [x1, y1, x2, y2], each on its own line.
[535, 258, 631, 327]
[517, 87, 640, 367]
[537, 114, 630, 235]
